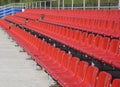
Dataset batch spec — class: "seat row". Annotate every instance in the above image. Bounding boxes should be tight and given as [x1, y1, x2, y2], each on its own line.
[6, 15, 26, 25]
[5, 16, 120, 69]
[43, 15, 120, 38]
[22, 20, 120, 69]
[24, 9, 120, 20]
[15, 12, 120, 38]
[0, 23, 120, 87]
[0, 18, 10, 30]
[16, 12, 40, 20]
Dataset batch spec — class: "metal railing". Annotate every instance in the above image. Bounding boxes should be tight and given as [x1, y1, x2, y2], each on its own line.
[25, 0, 120, 10]
[0, 0, 120, 17]
[0, 3, 26, 17]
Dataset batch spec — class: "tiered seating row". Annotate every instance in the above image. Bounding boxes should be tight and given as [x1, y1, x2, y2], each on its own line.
[16, 13, 40, 20]
[0, 19, 10, 30]
[24, 9, 120, 20]
[24, 20, 120, 69]
[43, 15, 120, 38]
[0, 21, 120, 87]
[6, 15, 120, 70]
[5, 15, 26, 25]
[15, 11, 120, 38]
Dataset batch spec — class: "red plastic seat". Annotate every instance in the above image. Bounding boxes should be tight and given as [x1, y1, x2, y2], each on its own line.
[60, 61, 89, 87]
[81, 34, 95, 49]
[113, 22, 120, 38]
[89, 37, 110, 60]
[47, 53, 72, 78]
[102, 39, 119, 64]
[36, 46, 60, 68]
[51, 57, 79, 82]
[112, 53, 120, 69]
[112, 79, 120, 87]
[81, 35, 102, 55]
[75, 32, 88, 48]
[64, 66, 99, 87]
[50, 54, 72, 79]
[43, 50, 66, 71]
[95, 72, 112, 87]
[68, 30, 82, 48]
[54, 57, 80, 81]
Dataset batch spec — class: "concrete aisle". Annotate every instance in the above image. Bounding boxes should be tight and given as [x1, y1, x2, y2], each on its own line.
[0, 28, 49, 87]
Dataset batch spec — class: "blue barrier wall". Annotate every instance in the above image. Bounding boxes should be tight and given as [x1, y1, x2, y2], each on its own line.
[0, 7, 22, 17]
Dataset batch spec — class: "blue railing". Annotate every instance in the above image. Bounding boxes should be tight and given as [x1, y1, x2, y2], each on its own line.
[0, 7, 22, 18]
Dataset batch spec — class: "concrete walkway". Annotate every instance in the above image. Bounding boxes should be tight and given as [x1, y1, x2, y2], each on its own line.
[0, 28, 49, 87]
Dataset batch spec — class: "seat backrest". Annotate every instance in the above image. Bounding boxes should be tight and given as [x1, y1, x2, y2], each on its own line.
[27, 20, 34, 25]
[114, 21, 120, 33]
[84, 66, 99, 87]
[64, 28, 70, 37]
[98, 37, 110, 51]
[52, 48, 60, 60]
[92, 35, 102, 48]
[43, 43, 50, 52]
[55, 50, 65, 63]
[68, 29, 74, 39]
[106, 20, 115, 30]
[107, 39, 119, 55]
[49, 47, 59, 60]
[39, 41, 46, 51]
[67, 57, 80, 74]
[100, 20, 107, 29]
[75, 31, 82, 43]
[57, 27, 62, 35]
[80, 32, 88, 43]
[61, 53, 72, 68]
[112, 79, 120, 87]
[73, 30, 81, 42]
[75, 61, 89, 81]
[85, 34, 95, 46]
[59, 27, 64, 35]
[90, 19, 96, 28]
[117, 49, 120, 59]
[95, 72, 112, 87]
[59, 51, 66, 64]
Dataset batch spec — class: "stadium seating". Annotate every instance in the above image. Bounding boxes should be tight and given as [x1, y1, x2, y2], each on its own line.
[20, 9, 120, 20]
[15, 9, 120, 38]
[0, 9, 120, 87]
[0, 20, 120, 87]
[5, 16, 120, 69]
[6, 14, 120, 39]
